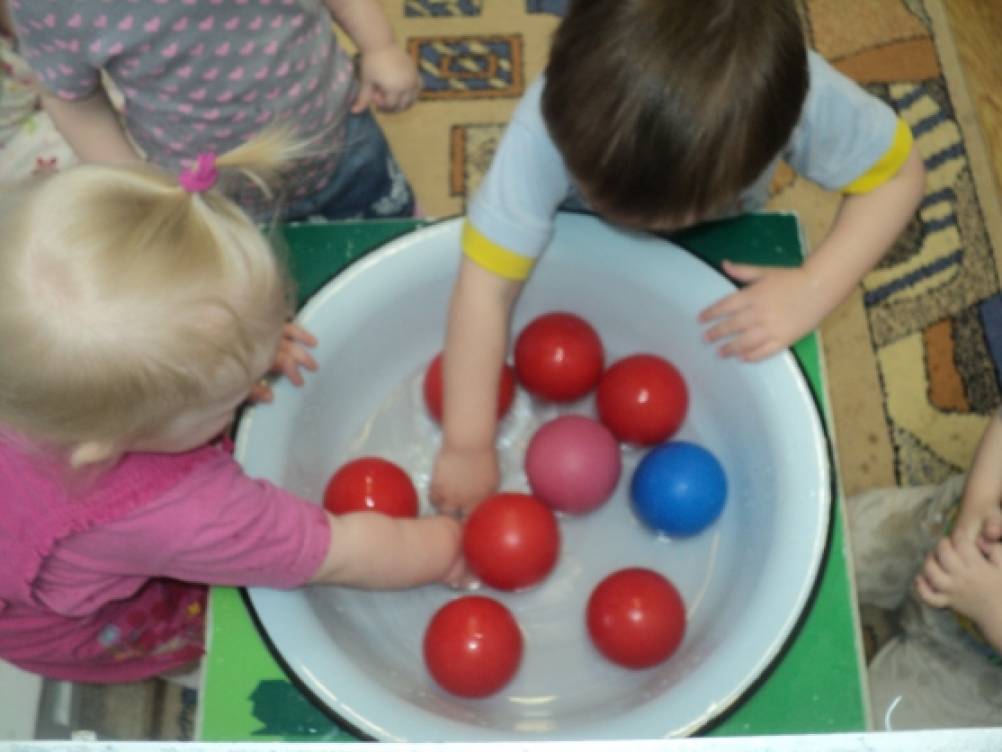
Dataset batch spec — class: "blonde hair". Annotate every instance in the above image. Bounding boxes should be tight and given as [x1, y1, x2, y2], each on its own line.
[0, 131, 306, 465]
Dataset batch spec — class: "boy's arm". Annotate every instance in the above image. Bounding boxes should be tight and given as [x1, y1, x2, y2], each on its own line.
[310, 511, 463, 588]
[323, 0, 418, 113]
[40, 89, 142, 164]
[430, 257, 523, 514]
[954, 411, 1002, 543]
[701, 142, 925, 360]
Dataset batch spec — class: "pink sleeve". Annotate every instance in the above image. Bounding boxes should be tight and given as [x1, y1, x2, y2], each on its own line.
[58, 453, 331, 589]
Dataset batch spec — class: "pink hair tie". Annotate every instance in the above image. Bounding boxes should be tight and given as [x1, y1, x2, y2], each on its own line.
[178, 152, 219, 193]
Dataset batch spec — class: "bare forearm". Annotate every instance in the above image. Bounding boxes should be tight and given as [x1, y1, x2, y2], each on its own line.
[959, 412, 1002, 518]
[441, 258, 521, 452]
[41, 90, 141, 164]
[324, 0, 396, 53]
[803, 145, 926, 313]
[310, 512, 461, 589]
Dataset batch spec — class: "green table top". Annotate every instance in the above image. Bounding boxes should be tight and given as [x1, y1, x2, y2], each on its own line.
[198, 213, 866, 741]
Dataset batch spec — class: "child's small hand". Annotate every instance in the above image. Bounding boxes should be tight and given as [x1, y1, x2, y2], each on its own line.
[916, 535, 1002, 651]
[699, 262, 827, 362]
[249, 322, 318, 402]
[352, 45, 419, 113]
[430, 445, 499, 517]
[440, 547, 479, 590]
[952, 496, 1002, 548]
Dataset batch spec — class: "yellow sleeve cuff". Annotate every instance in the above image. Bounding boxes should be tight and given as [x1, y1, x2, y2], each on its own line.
[840, 118, 914, 194]
[461, 221, 536, 281]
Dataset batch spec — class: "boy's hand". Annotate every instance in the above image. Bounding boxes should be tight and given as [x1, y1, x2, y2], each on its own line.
[699, 262, 828, 362]
[430, 445, 499, 517]
[249, 322, 319, 402]
[352, 45, 419, 113]
[916, 535, 1002, 652]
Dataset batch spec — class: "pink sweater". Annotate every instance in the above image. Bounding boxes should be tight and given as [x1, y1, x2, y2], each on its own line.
[0, 434, 329, 683]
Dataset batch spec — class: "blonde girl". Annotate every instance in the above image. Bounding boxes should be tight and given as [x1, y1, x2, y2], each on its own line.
[0, 134, 462, 683]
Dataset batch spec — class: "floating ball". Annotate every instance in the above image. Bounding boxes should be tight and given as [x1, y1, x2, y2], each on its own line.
[630, 442, 726, 536]
[586, 567, 686, 669]
[423, 595, 523, 698]
[514, 312, 604, 402]
[525, 415, 621, 514]
[463, 493, 560, 591]
[323, 456, 418, 518]
[597, 354, 688, 445]
[422, 352, 516, 423]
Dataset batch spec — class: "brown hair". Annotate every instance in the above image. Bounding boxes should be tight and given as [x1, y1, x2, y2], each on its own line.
[542, 0, 808, 226]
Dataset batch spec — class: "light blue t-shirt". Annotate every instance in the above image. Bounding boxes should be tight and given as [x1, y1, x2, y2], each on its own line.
[464, 51, 912, 279]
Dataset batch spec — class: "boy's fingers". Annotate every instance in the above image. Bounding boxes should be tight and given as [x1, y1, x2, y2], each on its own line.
[703, 317, 744, 343]
[718, 328, 770, 359]
[722, 260, 767, 283]
[740, 338, 782, 363]
[699, 292, 748, 323]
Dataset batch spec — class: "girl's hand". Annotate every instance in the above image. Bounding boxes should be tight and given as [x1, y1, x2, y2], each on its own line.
[352, 45, 420, 113]
[699, 262, 828, 362]
[249, 322, 318, 402]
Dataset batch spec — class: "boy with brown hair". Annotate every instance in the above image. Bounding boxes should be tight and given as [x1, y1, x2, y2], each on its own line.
[431, 0, 926, 513]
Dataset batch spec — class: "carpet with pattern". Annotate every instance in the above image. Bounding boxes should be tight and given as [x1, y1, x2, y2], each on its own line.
[376, 0, 1002, 503]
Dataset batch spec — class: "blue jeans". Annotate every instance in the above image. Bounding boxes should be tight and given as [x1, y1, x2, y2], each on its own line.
[285, 109, 416, 222]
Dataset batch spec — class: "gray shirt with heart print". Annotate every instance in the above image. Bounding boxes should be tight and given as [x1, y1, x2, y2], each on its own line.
[11, 0, 356, 216]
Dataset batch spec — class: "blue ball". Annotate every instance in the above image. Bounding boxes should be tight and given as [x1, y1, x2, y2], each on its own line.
[630, 441, 727, 536]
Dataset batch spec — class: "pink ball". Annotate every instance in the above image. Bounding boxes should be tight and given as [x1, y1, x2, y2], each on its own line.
[525, 415, 621, 514]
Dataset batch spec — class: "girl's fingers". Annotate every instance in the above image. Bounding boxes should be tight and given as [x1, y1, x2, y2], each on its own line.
[284, 322, 318, 346]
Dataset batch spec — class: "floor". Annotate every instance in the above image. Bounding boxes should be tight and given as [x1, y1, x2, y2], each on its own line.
[29, 680, 196, 741]
[12, 1, 1002, 742]
[944, 0, 1002, 193]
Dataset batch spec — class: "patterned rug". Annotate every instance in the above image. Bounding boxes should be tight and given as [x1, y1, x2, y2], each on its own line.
[375, 0, 1002, 504]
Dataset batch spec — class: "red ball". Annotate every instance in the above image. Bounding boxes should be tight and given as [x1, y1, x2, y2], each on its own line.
[514, 312, 604, 402]
[597, 354, 689, 445]
[586, 567, 686, 669]
[463, 493, 560, 591]
[323, 457, 418, 517]
[423, 595, 523, 698]
[423, 352, 517, 423]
